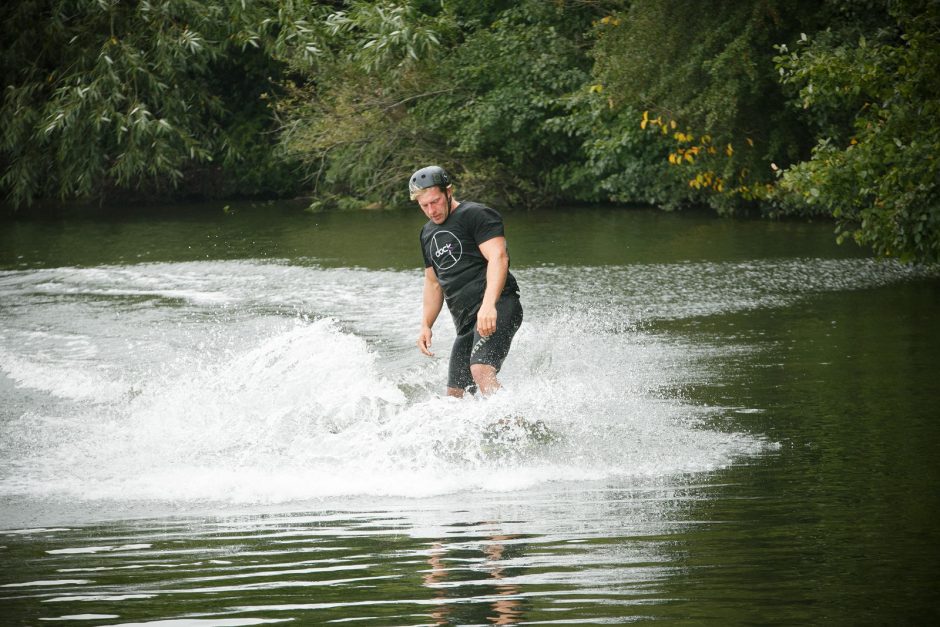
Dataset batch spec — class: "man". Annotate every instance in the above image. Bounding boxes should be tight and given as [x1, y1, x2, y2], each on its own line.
[412, 165, 523, 397]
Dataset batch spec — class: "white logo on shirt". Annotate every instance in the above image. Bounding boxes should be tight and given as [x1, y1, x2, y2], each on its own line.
[430, 231, 462, 270]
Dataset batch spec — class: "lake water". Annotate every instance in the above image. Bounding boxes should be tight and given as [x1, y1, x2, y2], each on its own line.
[1, 203, 938, 624]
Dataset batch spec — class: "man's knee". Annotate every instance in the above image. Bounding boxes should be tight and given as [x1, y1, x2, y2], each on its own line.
[470, 363, 500, 394]
[470, 363, 495, 378]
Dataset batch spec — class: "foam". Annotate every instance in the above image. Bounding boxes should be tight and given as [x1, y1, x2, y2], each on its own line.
[14, 258, 916, 512]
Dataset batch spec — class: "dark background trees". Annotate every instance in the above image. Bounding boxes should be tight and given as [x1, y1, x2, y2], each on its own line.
[2, 0, 937, 262]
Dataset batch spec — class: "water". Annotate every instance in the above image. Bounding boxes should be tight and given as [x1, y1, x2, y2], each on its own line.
[1, 203, 938, 624]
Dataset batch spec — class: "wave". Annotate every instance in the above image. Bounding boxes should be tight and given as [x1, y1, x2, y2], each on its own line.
[9, 256, 926, 508]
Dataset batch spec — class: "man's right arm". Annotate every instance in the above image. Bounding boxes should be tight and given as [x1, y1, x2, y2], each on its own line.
[418, 266, 444, 356]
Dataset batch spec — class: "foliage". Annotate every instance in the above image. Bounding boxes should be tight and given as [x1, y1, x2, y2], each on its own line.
[589, 0, 822, 214]
[277, 0, 599, 210]
[772, 0, 940, 262]
[2, 0, 938, 263]
[546, 87, 686, 208]
[411, 1, 596, 208]
[0, 0, 324, 207]
[275, 1, 455, 209]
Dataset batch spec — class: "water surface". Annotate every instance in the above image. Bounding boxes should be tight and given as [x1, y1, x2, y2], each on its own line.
[1, 204, 938, 624]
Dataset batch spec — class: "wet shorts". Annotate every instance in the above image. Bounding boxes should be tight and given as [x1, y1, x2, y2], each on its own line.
[448, 294, 523, 392]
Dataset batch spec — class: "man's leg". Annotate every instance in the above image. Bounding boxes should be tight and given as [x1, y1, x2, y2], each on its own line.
[470, 364, 500, 395]
[469, 296, 523, 396]
[447, 330, 475, 397]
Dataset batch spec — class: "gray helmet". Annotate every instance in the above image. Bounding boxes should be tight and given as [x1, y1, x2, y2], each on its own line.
[409, 165, 451, 199]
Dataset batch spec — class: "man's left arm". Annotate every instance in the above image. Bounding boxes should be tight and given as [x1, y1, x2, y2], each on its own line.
[477, 236, 509, 337]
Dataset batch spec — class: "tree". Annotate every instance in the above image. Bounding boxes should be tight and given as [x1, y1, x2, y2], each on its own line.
[277, 0, 600, 210]
[411, 1, 596, 208]
[275, 0, 455, 209]
[0, 0, 324, 208]
[773, 0, 940, 262]
[587, 0, 823, 214]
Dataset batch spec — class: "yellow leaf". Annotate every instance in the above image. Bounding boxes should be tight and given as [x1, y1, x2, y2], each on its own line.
[725, 143, 734, 157]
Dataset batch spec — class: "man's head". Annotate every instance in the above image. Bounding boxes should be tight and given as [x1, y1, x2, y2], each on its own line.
[409, 165, 451, 200]
[410, 165, 454, 224]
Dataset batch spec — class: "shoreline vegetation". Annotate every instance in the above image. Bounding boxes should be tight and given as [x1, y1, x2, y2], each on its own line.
[2, 1, 937, 262]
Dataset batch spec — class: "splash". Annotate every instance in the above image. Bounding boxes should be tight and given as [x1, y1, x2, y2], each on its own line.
[0, 321, 761, 505]
[0, 259, 811, 510]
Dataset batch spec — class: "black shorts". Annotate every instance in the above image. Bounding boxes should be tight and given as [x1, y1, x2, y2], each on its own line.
[448, 295, 523, 391]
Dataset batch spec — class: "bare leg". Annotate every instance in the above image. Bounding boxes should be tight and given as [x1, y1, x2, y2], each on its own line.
[470, 364, 501, 396]
[447, 386, 465, 398]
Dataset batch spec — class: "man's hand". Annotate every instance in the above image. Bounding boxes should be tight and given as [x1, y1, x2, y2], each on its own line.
[477, 303, 497, 337]
[417, 325, 435, 356]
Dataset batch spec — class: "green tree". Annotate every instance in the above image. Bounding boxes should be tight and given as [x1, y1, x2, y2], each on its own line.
[587, 0, 822, 214]
[0, 0, 324, 208]
[277, 0, 601, 210]
[773, 0, 940, 262]
[412, 1, 596, 208]
[275, 0, 456, 209]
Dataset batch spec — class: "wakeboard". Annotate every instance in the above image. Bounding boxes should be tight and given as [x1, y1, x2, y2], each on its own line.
[480, 415, 558, 458]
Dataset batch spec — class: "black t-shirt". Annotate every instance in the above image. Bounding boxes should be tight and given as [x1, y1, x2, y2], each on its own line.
[420, 201, 520, 333]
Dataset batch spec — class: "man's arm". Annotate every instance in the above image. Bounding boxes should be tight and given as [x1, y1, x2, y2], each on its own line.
[476, 236, 509, 337]
[418, 266, 444, 356]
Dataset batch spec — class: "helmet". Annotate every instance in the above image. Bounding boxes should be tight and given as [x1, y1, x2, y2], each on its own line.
[409, 165, 451, 200]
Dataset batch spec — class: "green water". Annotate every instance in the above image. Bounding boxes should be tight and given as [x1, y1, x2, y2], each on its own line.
[1, 202, 938, 625]
[2, 200, 855, 269]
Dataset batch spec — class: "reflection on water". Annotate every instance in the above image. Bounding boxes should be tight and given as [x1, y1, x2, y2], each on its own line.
[424, 534, 525, 626]
[2, 206, 939, 624]
[1, 484, 705, 625]
[421, 532, 526, 626]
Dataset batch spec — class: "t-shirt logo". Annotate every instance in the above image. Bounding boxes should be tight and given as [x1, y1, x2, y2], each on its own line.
[430, 230, 462, 270]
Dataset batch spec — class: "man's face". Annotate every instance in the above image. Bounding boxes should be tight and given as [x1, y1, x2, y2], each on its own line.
[417, 187, 449, 224]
